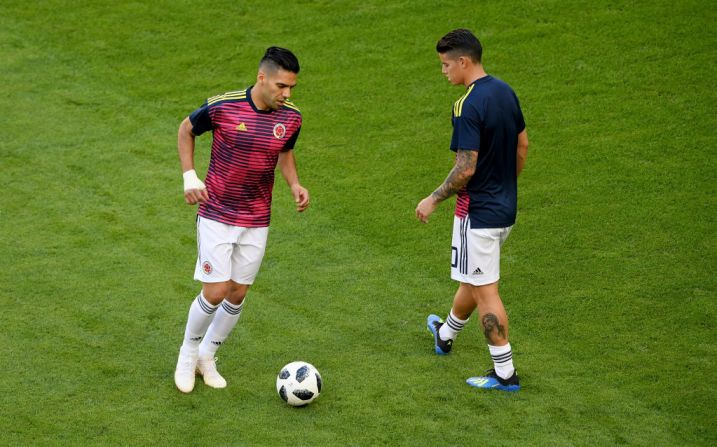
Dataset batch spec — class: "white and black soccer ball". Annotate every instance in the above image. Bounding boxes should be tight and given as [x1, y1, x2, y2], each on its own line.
[276, 361, 322, 406]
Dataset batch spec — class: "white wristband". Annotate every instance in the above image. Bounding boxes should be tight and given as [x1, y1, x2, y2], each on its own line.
[183, 169, 206, 192]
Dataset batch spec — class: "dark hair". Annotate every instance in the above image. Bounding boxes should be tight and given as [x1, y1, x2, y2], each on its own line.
[260, 46, 300, 74]
[436, 29, 482, 63]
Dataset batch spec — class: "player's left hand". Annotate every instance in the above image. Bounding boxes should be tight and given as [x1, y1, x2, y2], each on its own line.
[291, 184, 310, 212]
[416, 195, 438, 223]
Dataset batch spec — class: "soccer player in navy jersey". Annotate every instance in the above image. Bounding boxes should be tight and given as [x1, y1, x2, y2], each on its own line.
[174, 47, 309, 393]
[416, 29, 529, 391]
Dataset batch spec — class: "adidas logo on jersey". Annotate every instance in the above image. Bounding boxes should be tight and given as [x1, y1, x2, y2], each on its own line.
[472, 267, 484, 275]
[236, 122, 248, 132]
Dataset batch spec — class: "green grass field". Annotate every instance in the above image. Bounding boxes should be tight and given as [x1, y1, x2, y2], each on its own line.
[2, 0, 715, 445]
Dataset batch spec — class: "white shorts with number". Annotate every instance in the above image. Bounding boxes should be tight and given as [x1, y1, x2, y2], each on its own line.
[194, 216, 269, 284]
[451, 216, 512, 286]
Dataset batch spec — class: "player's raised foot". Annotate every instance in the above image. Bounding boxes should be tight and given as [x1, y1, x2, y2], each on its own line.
[427, 314, 453, 355]
[466, 369, 520, 392]
[197, 356, 227, 389]
[174, 348, 198, 393]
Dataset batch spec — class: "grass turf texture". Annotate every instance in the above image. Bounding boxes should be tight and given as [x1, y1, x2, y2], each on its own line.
[1, 0, 715, 445]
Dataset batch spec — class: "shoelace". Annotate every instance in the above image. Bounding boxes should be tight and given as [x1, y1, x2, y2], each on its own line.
[178, 359, 196, 371]
[199, 357, 220, 371]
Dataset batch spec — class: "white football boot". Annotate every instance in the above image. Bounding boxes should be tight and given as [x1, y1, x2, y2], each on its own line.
[174, 347, 198, 393]
[197, 356, 227, 389]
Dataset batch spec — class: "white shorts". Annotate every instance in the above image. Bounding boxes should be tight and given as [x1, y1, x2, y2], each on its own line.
[451, 216, 512, 286]
[194, 216, 269, 284]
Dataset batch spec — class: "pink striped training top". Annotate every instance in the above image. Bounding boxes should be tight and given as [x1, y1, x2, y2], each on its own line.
[188, 87, 302, 227]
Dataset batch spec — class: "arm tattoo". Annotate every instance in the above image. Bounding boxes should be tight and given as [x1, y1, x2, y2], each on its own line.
[482, 313, 506, 341]
[431, 150, 478, 202]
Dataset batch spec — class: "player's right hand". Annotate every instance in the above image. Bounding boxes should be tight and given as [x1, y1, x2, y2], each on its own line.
[183, 169, 209, 205]
[415, 195, 438, 223]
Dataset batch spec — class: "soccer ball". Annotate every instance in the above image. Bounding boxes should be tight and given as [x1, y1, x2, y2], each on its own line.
[276, 361, 322, 406]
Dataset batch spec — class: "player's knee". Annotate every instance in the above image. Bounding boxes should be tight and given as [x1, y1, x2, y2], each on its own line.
[226, 285, 248, 304]
[202, 283, 230, 304]
[471, 282, 501, 304]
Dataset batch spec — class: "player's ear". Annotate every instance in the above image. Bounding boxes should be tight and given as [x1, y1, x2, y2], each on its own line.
[257, 70, 265, 85]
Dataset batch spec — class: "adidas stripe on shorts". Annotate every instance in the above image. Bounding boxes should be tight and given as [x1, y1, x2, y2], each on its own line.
[194, 216, 268, 284]
[451, 216, 512, 286]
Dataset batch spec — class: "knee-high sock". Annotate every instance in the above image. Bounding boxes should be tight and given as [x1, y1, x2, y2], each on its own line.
[198, 300, 244, 358]
[181, 292, 219, 354]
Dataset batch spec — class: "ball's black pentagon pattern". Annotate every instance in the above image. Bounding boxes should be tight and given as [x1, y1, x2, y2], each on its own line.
[279, 368, 290, 380]
[279, 385, 288, 402]
[293, 389, 314, 401]
[296, 365, 310, 383]
[315, 372, 322, 392]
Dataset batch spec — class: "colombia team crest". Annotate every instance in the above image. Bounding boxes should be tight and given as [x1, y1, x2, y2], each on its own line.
[273, 123, 286, 139]
[202, 261, 213, 275]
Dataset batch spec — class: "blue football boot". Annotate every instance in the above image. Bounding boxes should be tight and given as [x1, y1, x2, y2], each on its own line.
[466, 369, 520, 392]
[427, 314, 453, 355]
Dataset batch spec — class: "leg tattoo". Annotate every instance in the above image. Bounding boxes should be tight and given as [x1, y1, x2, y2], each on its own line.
[482, 313, 506, 341]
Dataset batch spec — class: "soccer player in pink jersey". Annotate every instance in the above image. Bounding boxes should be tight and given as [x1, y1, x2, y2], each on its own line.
[174, 47, 309, 393]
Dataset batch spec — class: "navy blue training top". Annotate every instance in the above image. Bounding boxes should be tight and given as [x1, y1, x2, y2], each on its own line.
[451, 75, 525, 228]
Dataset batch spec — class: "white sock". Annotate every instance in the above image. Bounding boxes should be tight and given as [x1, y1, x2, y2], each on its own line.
[488, 343, 515, 379]
[181, 292, 219, 354]
[198, 300, 244, 358]
[439, 311, 469, 341]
